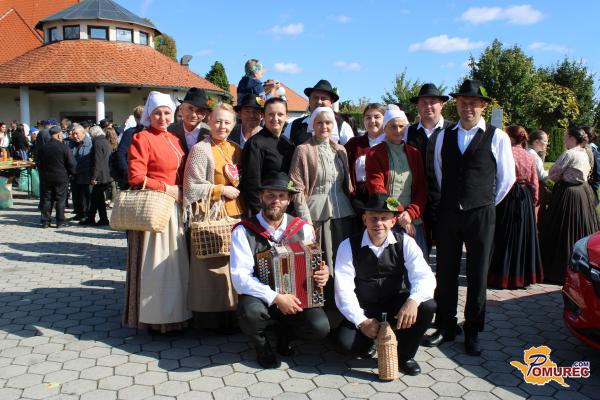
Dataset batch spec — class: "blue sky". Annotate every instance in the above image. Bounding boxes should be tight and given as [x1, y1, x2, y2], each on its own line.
[120, 0, 599, 103]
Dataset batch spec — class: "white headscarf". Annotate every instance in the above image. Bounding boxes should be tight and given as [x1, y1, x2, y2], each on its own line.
[382, 104, 409, 131]
[141, 91, 176, 128]
[123, 114, 137, 131]
[308, 106, 338, 138]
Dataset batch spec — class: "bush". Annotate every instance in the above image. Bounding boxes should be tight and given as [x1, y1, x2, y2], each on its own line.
[546, 127, 564, 162]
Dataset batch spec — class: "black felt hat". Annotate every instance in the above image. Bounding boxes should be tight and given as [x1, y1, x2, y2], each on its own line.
[178, 87, 212, 109]
[303, 79, 339, 103]
[260, 172, 299, 193]
[234, 94, 265, 112]
[357, 193, 404, 213]
[450, 79, 492, 102]
[410, 83, 450, 104]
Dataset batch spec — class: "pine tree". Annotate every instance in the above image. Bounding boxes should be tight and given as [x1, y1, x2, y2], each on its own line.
[205, 61, 230, 92]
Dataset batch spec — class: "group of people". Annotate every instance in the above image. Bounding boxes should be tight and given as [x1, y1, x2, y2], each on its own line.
[23, 69, 595, 376]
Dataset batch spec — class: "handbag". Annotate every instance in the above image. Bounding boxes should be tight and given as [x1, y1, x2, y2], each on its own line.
[190, 186, 240, 259]
[110, 177, 176, 232]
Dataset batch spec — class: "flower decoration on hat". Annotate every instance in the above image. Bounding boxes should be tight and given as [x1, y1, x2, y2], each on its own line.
[206, 99, 216, 109]
[479, 86, 488, 98]
[287, 180, 296, 191]
[256, 97, 266, 107]
[386, 197, 404, 212]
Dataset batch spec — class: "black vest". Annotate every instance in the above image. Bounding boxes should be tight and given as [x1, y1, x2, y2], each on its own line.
[406, 120, 454, 163]
[441, 124, 497, 210]
[349, 231, 406, 306]
[290, 114, 346, 146]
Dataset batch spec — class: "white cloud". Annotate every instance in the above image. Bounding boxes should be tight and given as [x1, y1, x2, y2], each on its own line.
[409, 35, 485, 53]
[460, 5, 543, 25]
[195, 49, 213, 56]
[270, 23, 304, 36]
[330, 15, 352, 23]
[528, 42, 571, 53]
[335, 61, 361, 71]
[273, 62, 303, 74]
[140, 0, 154, 16]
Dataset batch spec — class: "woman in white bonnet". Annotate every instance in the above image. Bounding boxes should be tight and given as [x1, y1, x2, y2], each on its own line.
[123, 91, 191, 333]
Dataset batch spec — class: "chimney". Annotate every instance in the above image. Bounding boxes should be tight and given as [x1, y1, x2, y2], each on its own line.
[180, 55, 193, 68]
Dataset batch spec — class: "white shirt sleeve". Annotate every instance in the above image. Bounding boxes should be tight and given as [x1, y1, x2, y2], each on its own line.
[230, 225, 278, 305]
[434, 129, 445, 191]
[403, 234, 436, 305]
[334, 239, 367, 327]
[338, 121, 354, 145]
[283, 119, 293, 139]
[492, 128, 516, 204]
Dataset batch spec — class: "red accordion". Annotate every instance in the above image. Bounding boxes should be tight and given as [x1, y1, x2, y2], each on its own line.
[255, 241, 325, 309]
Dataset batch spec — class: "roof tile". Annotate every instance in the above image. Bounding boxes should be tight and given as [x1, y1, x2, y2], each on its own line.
[0, 8, 42, 64]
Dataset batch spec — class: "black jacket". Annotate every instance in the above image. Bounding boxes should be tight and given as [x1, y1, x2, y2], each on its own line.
[168, 121, 210, 154]
[38, 138, 76, 185]
[91, 136, 113, 184]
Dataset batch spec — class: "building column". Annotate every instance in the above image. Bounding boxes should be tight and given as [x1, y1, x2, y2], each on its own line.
[96, 86, 105, 123]
[19, 86, 30, 127]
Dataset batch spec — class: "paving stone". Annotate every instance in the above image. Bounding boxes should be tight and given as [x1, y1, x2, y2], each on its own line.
[255, 369, 289, 383]
[369, 379, 407, 393]
[431, 381, 468, 397]
[114, 362, 147, 376]
[462, 392, 501, 400]
[97, 354, 129, 367]
[167, 368, 201, 382]
[399, 387, 437, 400]
[80, 365, 113, 380]
[339, 382, 376, 398]
[248, 381, 284, 398]
[460, 376, 496, 392]
[306, 387, 344, 400]
[491, 385, 534, 400]
[369, 393, 405, 400]
[176, 391, 212, 400]
[60, 378, 98, 395]
[81, 389, 118, 400]
[223, 372, 257, 387]
[6, 373, 43, 389]
[201, 364, 233, 378]
[428, 368, 463, 383]
[134, 371, 168, 385]
[0, 365, 27, 379]
[272, 393, 309, 400]
[212, 386, 249, 400]
[281, 378, 316, 393]
[287, 366, 319, 379]
[154, 380, 189, 396]
[21, 383, 60, 400]
[313, 374, 348, 388]
[43, 369, 80, 384]
[189, 376, 224, 392]
[98, 375, 133, 390]
[118, 384, 155, 400]
[0, 388, 23, 400]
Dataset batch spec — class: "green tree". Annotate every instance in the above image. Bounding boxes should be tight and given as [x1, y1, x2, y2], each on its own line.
[205, 61, 230, 92]
[539, 58, 596, 126]
[339, 97, 370, 113]
[154, 33, 177, 61]
[530, 82, 579, 132]
[468, 39, 539, 128]
[381, 69, 447, 123]
[442, 98, 511, 128]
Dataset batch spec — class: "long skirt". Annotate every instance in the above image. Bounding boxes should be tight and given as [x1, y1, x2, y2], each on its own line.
[123, 203, 191, 332]
[488, 184, 543, 289]
[539, 181, 599, 285]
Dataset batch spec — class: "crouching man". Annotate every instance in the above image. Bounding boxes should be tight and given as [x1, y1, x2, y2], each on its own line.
[334, 193, 436, 375]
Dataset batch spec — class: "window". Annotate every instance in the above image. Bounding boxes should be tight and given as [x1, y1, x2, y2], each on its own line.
[116, 28, 133, 42]
[63, 25, 80, 40]
[47, 27, 57, 43]
[139, 31, 149, 46]
[88, 26, 108, 40]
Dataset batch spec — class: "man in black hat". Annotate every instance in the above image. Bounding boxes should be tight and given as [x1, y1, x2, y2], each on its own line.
[230, 171, 330, 368]
[283, 79, 354, 146]
[424, 79, 515, 356]
[229, 94, 264, 149]
[168, 87, 211, 154]
[334, 193, 436, 376]
[405, 83, 454, 252]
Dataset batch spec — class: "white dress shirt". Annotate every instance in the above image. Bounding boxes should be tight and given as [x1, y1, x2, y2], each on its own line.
[527, 148, 548, 181]
[334, 230, 436, 328]
[354, 133, 386, 183]
[433, 118, 516, 205]
[417, 116, 445, 139]
[230, 211, 315, 306]
[283, 114, 354, 145]
[184, 125, 201, 151]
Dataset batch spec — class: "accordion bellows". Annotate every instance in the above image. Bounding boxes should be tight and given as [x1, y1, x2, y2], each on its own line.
[256, 242, 325, 309]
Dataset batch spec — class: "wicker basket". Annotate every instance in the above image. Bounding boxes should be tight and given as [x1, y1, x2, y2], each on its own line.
[110, 177, 176, 233]
[376, 318, 398, 381]
[190, 188, 239, 259]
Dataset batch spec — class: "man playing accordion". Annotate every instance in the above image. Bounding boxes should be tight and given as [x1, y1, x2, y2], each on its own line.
[230, 172, 330, 368]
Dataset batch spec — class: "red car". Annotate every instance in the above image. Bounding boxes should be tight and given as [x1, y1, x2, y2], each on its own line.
[563, 231, 600, 350]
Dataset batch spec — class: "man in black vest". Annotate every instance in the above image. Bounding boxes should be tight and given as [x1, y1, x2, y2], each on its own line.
[230, 172, 330, 368]
[283, 79, 354, 145]
[334, 193, 436, 376]
[424, 79, 515, 355]
[406, 83, 453, 251]
[168, 87, 211, 154]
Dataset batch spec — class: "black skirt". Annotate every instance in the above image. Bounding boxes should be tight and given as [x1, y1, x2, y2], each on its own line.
[539, 181, 600, 284]
[488, 183, 543, 289]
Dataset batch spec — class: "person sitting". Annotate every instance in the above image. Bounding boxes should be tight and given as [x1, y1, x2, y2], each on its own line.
[237, 59, 266, 100]
[230, 172, 330, 368]
[334, 193, 436, 376]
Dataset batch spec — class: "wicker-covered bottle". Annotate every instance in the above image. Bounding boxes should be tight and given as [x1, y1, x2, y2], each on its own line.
[376, 313, 398, 381]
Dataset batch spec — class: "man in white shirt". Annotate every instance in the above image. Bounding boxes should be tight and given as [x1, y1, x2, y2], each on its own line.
[230, 172, 330, 368]
[283, 79, 354, 145]
[334, 193, 436, 376]
[424, 79, 516, 356]
[168, 87, 211, 154]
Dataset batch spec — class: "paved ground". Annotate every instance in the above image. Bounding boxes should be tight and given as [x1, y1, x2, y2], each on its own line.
[1, 193, 599, 400]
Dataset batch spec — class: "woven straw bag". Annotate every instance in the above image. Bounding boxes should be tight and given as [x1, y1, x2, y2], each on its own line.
[110, 177, 176, 232]
[376, 313, 399, 381]
[190, 186, 240, 259]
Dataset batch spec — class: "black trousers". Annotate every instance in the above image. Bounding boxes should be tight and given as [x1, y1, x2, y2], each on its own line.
[337, 294, 435, 360]
[40, 182, 68, 223]
[72, 183, 91, 218]
[434, 204, 495, 335]
[236, 294, 330, 347]
[89, 183, 110, 222]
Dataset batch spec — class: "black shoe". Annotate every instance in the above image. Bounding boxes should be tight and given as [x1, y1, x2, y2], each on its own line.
[256, 342, 280, 369]
[422, 327, 461, 347]
[399, 359, 421, 376]
[79, 218, 94, 225]
[276, 332, 295, 357]
[465, 335, 481, 356]
[41, 222, 49, 229]
[71, 214, 84, 221]
[56, 221, 69, 228]
[95, 219, 110, 227]
[358, 343, 377, 359]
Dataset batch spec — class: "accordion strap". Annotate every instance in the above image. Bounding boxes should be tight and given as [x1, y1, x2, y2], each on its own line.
[282, 217, 306, 242]
[235, 215, 307, 244]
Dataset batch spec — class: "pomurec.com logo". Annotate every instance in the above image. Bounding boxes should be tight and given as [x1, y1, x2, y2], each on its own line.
[511, 345, 590, 387]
